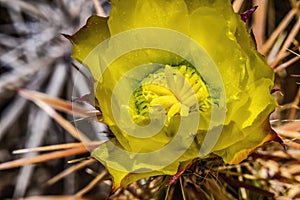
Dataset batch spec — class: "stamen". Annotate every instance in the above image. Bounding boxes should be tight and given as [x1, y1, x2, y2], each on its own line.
[129, 64, 211, 126]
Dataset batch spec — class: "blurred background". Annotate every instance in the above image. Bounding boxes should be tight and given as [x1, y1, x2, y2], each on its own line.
[0, 0, 111, 199]
[0, 0, 299, 199]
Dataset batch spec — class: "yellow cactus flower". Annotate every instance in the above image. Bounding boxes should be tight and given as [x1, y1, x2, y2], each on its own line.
[69, 0, 281, 189]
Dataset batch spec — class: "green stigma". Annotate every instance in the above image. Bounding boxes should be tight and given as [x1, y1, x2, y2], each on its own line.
[129, 64, 211, 125]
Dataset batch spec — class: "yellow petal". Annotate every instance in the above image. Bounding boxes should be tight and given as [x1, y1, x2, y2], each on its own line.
[109, 0, 189, 35]
[69, 15, 110, 63]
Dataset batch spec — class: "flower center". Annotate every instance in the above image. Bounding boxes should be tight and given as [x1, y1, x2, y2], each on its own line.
[129, 64, 211, 125]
